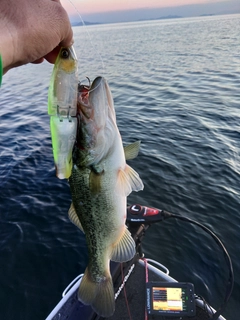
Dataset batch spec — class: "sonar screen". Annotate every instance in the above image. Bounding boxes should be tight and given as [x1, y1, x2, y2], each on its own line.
[146, 282, 196, 317]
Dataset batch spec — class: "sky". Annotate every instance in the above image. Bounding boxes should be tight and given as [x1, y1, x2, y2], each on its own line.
[61, 0, 240, 23]
[61, 0, 225, 15]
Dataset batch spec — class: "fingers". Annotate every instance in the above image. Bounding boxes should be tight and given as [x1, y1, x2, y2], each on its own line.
[44, 46, 62, 64]
[46, 0, 73, 48]
[31, 1, 74, 65]
[31, 58, 45, 64]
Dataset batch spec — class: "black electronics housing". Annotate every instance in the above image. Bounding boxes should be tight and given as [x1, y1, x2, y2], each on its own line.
[146, 282, 196, 317]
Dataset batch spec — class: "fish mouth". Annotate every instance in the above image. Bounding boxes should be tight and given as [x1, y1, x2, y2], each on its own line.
[77, 76, 115, 121]
[77, 79, 92, 119]
[77, 77, 102, 117]
[75, 76, 117, 163]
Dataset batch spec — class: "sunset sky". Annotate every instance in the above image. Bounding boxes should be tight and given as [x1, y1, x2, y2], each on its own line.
[61, 0, 222, 14]
[60, 0, 239, 22]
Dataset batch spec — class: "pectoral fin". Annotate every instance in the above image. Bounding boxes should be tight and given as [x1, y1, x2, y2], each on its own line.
[68, 203, 84, 233]
[116, 164, 144, 196]
[89, 166, 104, 194]
[110, 227, 136, 262]
[124, 141, 141, 160]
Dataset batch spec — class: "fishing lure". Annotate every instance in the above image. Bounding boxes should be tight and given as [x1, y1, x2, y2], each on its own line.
[48, 46, 78, 179]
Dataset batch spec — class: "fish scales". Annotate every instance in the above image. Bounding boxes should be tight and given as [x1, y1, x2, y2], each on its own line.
[67, 76, 144, 317]
[69, 166, 118, 279]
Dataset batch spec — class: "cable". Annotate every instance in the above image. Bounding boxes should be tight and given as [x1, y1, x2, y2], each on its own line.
[144, 258, 149, 320]
[160, 209, 234, 320]
[194, 294, 215, 318]
[120, 263, 133, 320]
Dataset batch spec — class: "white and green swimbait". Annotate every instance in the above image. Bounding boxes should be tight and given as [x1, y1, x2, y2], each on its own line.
[48, 46, 78, 179]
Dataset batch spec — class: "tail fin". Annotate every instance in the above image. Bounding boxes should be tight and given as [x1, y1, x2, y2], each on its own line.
[78, 267, 115, 317]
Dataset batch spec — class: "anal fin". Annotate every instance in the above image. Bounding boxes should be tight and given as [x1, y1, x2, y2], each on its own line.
[111, 226, 136, 262]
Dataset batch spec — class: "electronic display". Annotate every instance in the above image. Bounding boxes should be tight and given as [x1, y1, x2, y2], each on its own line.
[146, 282, 196, 317]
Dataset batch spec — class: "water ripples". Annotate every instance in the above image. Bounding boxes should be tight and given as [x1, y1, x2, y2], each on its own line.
[0, 14, 240, 320]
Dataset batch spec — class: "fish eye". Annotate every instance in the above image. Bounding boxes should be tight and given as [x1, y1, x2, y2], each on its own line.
[61, 49, 69, 59]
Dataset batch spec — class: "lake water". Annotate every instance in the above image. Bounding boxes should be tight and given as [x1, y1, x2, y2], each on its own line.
[0, 14, 239, 320]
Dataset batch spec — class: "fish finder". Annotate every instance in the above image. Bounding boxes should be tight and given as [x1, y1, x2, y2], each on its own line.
[146, 282, 196, 317]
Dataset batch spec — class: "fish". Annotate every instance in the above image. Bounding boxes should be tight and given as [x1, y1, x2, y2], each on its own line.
[48, 46, 78, 179]
[68, 76, 144, 317]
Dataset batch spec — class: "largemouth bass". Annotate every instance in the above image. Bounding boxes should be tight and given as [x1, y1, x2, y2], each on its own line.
[48, 46, 78, 179]
[68, 76, 144, 317]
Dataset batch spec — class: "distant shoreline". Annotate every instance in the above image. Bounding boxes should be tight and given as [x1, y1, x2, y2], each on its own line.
[71, 15, 183, 27]
[71, 12, 240, 27]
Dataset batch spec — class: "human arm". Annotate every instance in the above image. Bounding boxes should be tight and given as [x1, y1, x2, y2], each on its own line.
[0, 0, 73, 74]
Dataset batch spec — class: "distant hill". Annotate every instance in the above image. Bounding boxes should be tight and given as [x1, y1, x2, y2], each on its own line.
[138, 14, 182, 21]
[71, 15, 182, 27]
[200, 14, 215, 16]
[71, 21, 100, 27]
[157, 15, 182, 20]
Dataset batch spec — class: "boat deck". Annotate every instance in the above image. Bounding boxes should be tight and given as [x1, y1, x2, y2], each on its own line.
[108, 260, 211, 320]
[47, 221, 226, 320]
[49, 259, 216, 320]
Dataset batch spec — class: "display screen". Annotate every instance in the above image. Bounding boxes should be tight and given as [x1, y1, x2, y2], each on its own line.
[146, 282, 195, 317]
[152, 287, 187, 312]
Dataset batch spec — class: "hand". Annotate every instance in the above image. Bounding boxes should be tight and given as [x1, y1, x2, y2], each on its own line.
[0, 0, 73, 73]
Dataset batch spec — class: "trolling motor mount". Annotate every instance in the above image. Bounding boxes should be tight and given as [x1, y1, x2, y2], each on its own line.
[127, 204, 171, 224]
